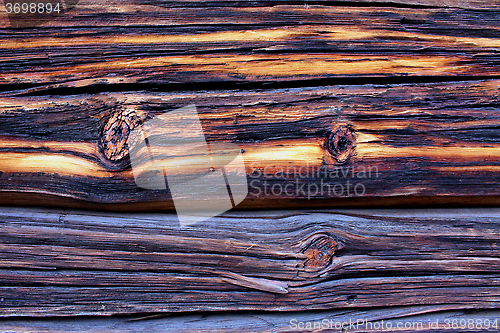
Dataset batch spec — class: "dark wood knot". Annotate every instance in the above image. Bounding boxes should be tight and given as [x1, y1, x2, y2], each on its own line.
[325, 124, 356, 164]
[99, 109, 146, 161]
[303, 235, 343, 269]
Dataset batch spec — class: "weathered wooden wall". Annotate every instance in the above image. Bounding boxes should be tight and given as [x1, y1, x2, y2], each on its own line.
[0, 0, 499, 330]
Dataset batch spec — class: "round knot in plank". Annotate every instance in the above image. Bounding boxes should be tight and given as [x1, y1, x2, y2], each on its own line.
[303, 235, 343, 269]
[325, 124, 356, 164]
[99, 109, 146, 161]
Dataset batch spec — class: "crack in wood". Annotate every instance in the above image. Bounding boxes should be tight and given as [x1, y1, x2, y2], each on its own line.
[219, 271, 289, 294]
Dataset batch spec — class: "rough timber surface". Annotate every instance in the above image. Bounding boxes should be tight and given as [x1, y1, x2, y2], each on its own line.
[0, 207, 499, 317]
[0, 0, 500, 328]
[0, 0, 500, 209]
[1, 308, 500, 332]
[3, 80, 500, 209]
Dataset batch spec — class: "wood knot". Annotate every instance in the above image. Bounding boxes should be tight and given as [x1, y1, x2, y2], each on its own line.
[303, 235, 343, 269]
[99, 109, 146, 161]
[325, 125, 356, 164]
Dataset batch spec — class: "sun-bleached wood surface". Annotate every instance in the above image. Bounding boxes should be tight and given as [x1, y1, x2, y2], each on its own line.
[0, 207, 499, 317]
[2, 308, 500, 332]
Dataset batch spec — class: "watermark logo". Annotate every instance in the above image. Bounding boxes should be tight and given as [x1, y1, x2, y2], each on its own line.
[248, 163, 379, 199]
[3, 0, 78, 28]
[128, 105, 248, 226]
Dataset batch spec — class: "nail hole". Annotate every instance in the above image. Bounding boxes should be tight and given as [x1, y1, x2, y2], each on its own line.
[347, 295, 357, 303]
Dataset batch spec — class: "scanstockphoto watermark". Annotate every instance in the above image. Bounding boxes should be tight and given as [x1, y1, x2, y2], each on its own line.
[289, 318, 499, 331]
[248, 163, 380, 199]
[126, 103, 377, 225]
[290, 319, 427, 331]
[128, 105, 248, 227]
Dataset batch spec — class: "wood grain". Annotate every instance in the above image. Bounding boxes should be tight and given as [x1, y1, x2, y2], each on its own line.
[1, 1, 499, 89]
[2, 308, 500, 332]
[0, 207, 499, 317]
[1, 0, 499, 209]
[0, 0, 499, 324]
[2, 80, 500, 209]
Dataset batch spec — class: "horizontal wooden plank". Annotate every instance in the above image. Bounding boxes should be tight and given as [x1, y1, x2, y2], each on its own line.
[0, 2, 499, 89]
[166, 0, 500, 10]
[1, 308, 500, 332]
[0, 207, 499, 317]
[1, 80, 500, 209]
